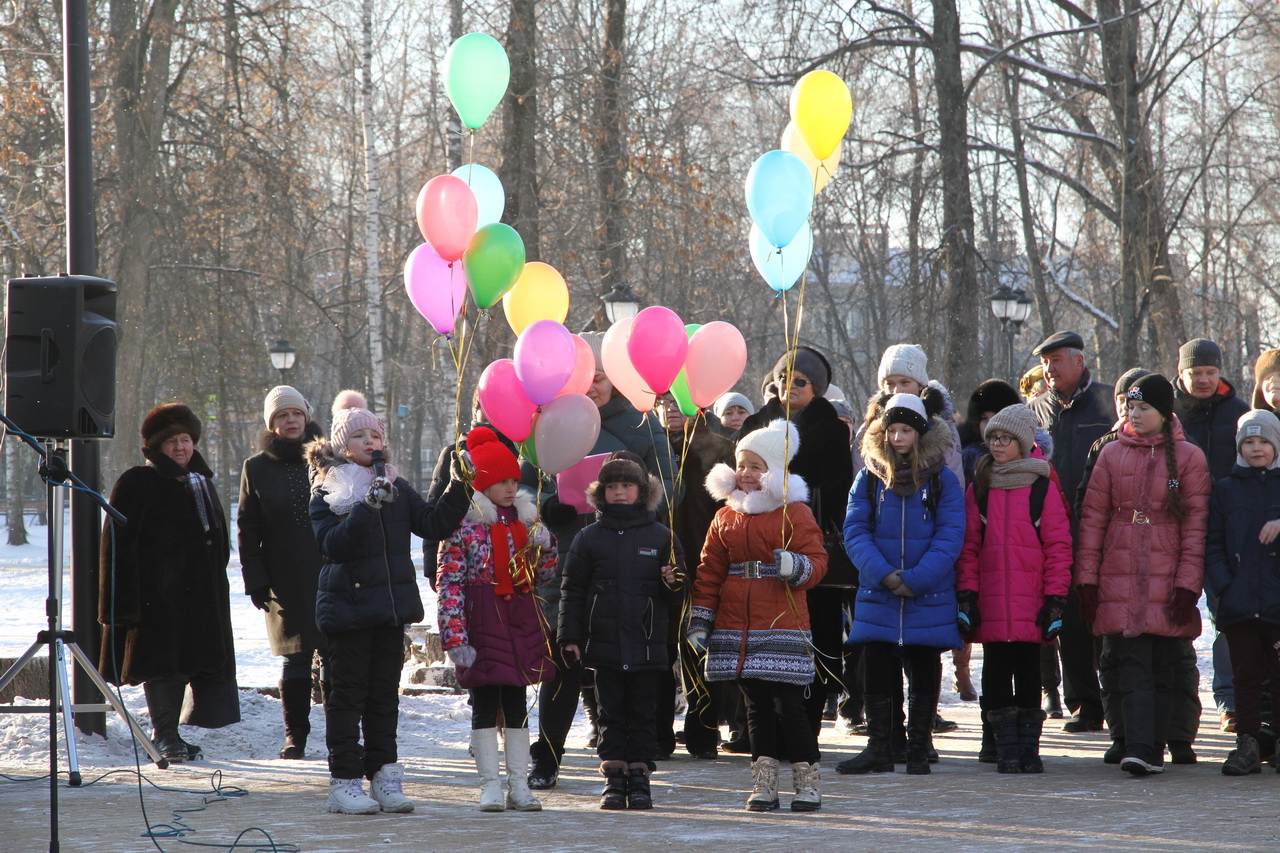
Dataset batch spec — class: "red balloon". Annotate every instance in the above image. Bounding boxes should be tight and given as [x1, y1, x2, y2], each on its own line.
[416, 175, 478, 262]
[477, 359, 536, 442]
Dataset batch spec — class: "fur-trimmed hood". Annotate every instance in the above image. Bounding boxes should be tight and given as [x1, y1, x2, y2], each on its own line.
[585, 473, 663, 513]
[861, 412, 955, 489]
[305, 435, 399, 515]
[704, 462, 810, 515]
[465, 488, 538, 525]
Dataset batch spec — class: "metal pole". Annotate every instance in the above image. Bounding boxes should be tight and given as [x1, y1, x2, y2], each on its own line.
[63, 0, 105, 736]
[46, 448, 63, 853]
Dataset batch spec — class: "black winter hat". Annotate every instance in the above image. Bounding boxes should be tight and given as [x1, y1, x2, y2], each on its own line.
[598, 451, 648, 502]
[141, 402, 201, 450]
[1032, 331, 1085, 357]
[1178, 338, 1222, 371]
[967, 379, 1021, 422]
[771, 346, 832, 398]
[1115, 367, 1153, 396]
[1127, 374, 1175, 421]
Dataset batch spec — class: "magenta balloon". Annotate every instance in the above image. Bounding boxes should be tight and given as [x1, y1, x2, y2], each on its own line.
[477, 359, 536, 442]
[514, 320, 576, 405]
[626, 306, 689, 395]
[533, 394, 602, 475]
[403, 243, 468, 335]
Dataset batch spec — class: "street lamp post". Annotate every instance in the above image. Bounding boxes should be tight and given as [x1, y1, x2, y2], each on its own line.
[989, 285, 1033, 383]
[601, 282, 639, 326]
[268, 339, 297, 384]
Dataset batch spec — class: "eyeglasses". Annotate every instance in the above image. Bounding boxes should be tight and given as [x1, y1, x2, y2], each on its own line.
[987, 433, 1017, 447]
[788, 377, 809, 389]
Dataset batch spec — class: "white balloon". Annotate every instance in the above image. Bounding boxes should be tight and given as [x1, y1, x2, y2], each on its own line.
[450, 163, 505, 226]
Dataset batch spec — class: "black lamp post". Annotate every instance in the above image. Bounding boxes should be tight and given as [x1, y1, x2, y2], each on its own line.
[601, 282, 639, 325]
[990, 285, 1033, 383]
[268, 339, 297, 383]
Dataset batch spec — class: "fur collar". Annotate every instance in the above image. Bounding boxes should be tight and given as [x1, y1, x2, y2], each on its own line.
[466, 489, 539, 525]
[861, 413, 955, 489]
[142, 447, 214, 479]
[306, 436, 399, 514]
[260, 422, 323, 463]
[586, 473, 664, 513]
[704, 462, 809, 515]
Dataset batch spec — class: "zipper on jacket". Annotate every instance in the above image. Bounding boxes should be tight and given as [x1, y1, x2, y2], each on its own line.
[377, 509, 399, 626]
[585, 592, 599, 658]
[643, 598, 653, 663]
[899, 493, 907, 647]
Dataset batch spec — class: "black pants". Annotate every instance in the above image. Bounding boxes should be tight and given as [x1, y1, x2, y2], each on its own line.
[981, 642, 1041, 710]
[595, 668, 660, 763]
[324, 625, 403, 780]
[863, 643, 941, 717]
[679, 640, 721, 753]
[1100, 637, 1200, 743]
[471, 685, 529, 729]
[1040, 641, 1061, 693]
[656, 643, 679, 754]
[1059, 586, 1103, 720]
[803, 588, 849, 735]
[1223, 620, 1280, 736]
[282, 646, 330, 684]
[1100, 634, 1179, 757]
[740, 678, 820, 764]
[531, 646, 583, 766]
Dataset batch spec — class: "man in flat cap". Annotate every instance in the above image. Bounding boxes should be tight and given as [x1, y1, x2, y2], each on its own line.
[1028, 331, 1114, 734]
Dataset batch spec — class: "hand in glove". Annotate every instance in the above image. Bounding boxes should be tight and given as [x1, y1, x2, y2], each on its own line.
[248, 587, 273, 613]
[686, 630, 708, 654]
[449, 449, 474, 485]
[884, 570, 914, 597]
[1036, 595, 1067, 641]
[1076, 584, 1099, 626]
[561, 643, 581, 666]
[541, 492, 579, 527]
[447, 644, 476, 669]
[1166, 587, 1200, 626]
[956, 590, 980, 636]
[364, 476, 396, 509]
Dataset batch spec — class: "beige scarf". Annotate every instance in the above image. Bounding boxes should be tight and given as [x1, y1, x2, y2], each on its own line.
[989, 457, 1050, 490]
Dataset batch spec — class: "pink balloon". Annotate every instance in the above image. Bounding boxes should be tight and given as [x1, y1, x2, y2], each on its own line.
[685, 321, 748, 408]
[533, 394, 602, 475]
[403, 243, 467, 335]
[627, 306, 689, 395]
[478, 359, 536, 442]
[514, 320, 576, 405]
[602, 317, 656, 412]
[416, 175, 478, 262]
[556, 335, 595, 398]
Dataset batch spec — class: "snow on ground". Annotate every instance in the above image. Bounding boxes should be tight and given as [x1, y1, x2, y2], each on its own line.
[0, 509, 1217, 772]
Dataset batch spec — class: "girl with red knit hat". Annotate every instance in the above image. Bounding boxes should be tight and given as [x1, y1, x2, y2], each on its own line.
[437, 427, 558, 812]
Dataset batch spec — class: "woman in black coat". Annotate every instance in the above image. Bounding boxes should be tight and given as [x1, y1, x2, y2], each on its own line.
[99, 403, 238, 763]
[237, 385, 325, 759]
[739, 346, 854, 736]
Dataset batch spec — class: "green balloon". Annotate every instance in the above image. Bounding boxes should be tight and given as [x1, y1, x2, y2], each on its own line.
[669, 324, 702, 417]
[444, 33, 510, 130]
[464, 223, 526, 309]
[519, 437, 538, 468]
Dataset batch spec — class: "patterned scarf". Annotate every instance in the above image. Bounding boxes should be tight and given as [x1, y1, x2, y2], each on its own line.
[490, 504, 530, 596]
[183, 471, 221, 534]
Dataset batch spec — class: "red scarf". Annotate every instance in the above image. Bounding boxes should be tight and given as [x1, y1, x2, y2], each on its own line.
[489, 509, 530, 597]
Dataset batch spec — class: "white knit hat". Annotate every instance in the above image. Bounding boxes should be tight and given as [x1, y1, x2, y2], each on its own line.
[263, 385, 312, 429]
[878, 344, 929, 387]
[824, 382, 846, 402]
[712, 392, 755, 418]
[736, 419, 800, 473]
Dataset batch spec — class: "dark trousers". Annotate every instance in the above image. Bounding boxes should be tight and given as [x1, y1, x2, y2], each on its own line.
[656, 643, 679, 754]
[471, 685, 529, 729]
[1101, 637, 1200, 743]
[282, 647, 330, 683]
[595, 668, 660, 763]
[740, 678, 820, 764]
[1059, 586, 1103, 720]
[838, 645, 864, 721]
[679, 640, 721, 753]
[324, 625, 404, 780]
[1100, 634, 1179, 757]
[981, 642, 1041, 710]
[863, 642, 941, 716]
[531, 647, 583, 765]
[803, 588, 848, 735]
[1223, 620, 1280, 736]
[1040, 641, 1061, 693]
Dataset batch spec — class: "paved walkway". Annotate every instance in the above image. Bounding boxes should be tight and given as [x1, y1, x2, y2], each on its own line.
[3, 698, 1278, 852]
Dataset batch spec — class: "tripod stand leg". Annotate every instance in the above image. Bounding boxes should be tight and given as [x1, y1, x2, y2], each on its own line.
[0, 640, 44, 695]
[64, 643, 168, 769]
[54, 641, 82, 787]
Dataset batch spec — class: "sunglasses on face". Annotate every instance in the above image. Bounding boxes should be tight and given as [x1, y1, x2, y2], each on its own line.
[786, 377, 809, 389]
[988, 433, 1017, 447]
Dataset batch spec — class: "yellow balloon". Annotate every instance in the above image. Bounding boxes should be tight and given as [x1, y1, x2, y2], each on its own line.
[502, 261, 569, 336]
[789, 69, 853, 161]
[781, 121, 840, 194]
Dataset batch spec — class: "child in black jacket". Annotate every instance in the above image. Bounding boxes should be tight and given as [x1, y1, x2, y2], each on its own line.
[558, 452, 682, 810]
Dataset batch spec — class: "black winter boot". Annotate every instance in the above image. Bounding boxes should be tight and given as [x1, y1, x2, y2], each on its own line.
[1222, 733, 1261, 776]
[1044, 686, 1064, 719]
[626, 763, 652, 810]
[905, 691, 936, 775]
[978, 697, 996, 763]
[1103, 738, 1126, 765]
[988, 708, 1021, 774]
[836, 695, 894, 774]
[144, 679, 189, 765]
[279, 678, 312, 759]
[528, 739, 559, 790]
[1167, 740, 1197, 765]
[600, 761, 628, 809]
[1018, 708, 1046, 773]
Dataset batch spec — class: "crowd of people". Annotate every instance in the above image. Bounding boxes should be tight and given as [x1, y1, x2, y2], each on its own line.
[94, 327, 1280, 816]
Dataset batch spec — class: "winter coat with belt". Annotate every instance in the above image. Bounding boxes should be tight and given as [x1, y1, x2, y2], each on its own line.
[1075, 417, 1210, 639]
[1029, 370, 1115, 513]
[558, 476, 683, 673]
[237, 424, 326, 655]
[689, 464, 828, 686]
[1205, 463, 1280, 628]
[436, 491, 557, 687]
[1174, 378, 1249, 482]
[955, 452, 1074, 644]
[306, 438, 471, 634]
[843, 414, 966, 649]
[98, 449, 235, 692]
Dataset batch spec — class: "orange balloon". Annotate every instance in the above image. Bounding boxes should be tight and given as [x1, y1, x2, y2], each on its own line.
[556, 335, 595, 398]
[685, 322, 748, 409]
[601, 317, 656, 412]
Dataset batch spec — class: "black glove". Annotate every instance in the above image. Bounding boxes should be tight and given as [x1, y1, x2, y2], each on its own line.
[1037, 595, 1067, 641]
[541, 492, 578, 527]
[248, 587, 272, 612]
[956, 589, 980, 636]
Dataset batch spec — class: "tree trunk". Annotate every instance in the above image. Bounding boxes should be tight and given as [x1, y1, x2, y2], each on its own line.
[446, 0, 464, 172]
[596, 0, 627, 319]
[361, 0, 386, 413]
[1001, 67, 1054, 335]
[931, 0, 981, 393]
[501, 0, 540, 260]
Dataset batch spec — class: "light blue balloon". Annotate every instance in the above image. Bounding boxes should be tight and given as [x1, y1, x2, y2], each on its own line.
[749, 223, 813, 292]
[450, 162, 505, 226]
[744, 149, 813, 249]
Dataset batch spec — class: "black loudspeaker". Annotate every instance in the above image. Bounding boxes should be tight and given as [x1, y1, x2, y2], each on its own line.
[4, 275, 117, 439]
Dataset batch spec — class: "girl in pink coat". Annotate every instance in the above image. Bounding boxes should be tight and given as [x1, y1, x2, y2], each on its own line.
[1075, 374, 1210, 777]
[956, 404, 1073, 774]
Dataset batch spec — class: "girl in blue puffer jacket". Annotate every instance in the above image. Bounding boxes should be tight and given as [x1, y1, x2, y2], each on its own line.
[838, 391, 965, 775]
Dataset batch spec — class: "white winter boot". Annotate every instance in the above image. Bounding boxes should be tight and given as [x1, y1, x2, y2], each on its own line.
[326, 777, 379, 815]
[746, 756, 780, 812]
[369, 762, 415, 813]
[472, 728, 505, 812]
[790, 761, 821, 812]
[504, 728, 542, 812]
